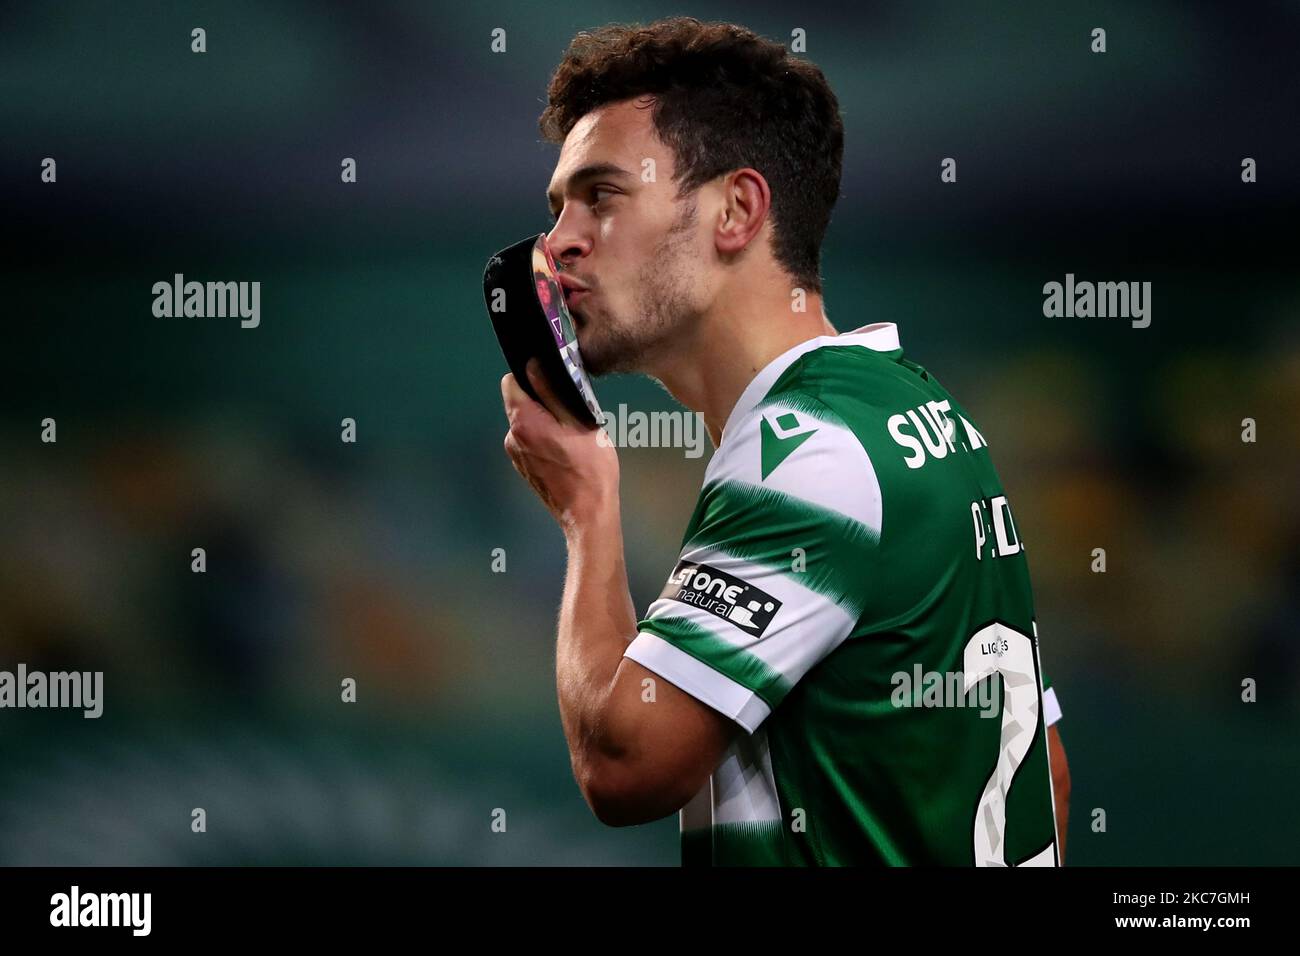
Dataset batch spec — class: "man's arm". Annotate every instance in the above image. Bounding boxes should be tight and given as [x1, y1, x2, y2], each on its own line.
[1048, 723, 1070, 862]
[502, 364, 736, 826]
[558, 508, 736, 825]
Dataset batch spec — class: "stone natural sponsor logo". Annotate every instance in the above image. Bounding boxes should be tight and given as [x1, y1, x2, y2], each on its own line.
[660, 559, 782, 638]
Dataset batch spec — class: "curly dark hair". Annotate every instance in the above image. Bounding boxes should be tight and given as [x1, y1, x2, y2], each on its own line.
[539, 17, 844, 294]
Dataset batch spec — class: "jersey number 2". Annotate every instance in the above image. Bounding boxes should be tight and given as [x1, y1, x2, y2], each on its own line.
[962, 622, 1053, 866]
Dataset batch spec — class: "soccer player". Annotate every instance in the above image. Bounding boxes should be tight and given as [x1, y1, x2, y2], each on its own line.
[500, 17, 1071, 865]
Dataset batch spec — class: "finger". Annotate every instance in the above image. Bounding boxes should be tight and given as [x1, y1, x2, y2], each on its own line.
[502, 429, 524, 470]
[500, 371, 534, 425]
[526, 358, 585, 429]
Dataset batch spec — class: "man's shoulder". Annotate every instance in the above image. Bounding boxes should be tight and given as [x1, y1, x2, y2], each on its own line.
[716, 340, 923, 467]
[765, 339, 926, 424]
[706, 351, 890, 539]
[705, 337, 982, 529]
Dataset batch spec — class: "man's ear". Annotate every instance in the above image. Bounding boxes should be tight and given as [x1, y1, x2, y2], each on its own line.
[715, 168, 771, 256]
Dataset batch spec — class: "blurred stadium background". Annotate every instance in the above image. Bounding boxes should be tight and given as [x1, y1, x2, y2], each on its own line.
[1, 1, 1297, 864]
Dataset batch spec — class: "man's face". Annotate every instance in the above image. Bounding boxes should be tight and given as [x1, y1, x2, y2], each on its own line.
[545, 97, 707, 376]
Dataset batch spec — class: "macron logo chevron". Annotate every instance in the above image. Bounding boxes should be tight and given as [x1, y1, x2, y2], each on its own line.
[760, 410, 818, 480]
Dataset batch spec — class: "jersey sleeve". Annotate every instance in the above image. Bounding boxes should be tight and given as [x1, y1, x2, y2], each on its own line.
[1042, 672, 1062, 727]
[623, 398, 882, 734]
[1040, 681, 1060, 723]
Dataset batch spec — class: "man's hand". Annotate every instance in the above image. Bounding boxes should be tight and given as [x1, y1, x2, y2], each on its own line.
[501, 358, 618, 531]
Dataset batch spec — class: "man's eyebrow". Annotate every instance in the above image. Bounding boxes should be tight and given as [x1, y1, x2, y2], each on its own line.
[546, 162, 633, 215]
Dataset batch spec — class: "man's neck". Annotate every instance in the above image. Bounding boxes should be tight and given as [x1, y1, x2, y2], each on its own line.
[645, 284, 837, 449]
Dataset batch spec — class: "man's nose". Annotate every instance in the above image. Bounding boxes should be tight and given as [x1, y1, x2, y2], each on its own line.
[545, 211, 593, 267]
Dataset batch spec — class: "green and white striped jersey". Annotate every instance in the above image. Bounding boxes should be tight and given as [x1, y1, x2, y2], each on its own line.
[623, 322, 1062, 866]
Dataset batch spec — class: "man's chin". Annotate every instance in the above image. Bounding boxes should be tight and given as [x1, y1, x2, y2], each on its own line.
[578, 349, 612, 378]
[576, 320, 647, 377]
[574, 324, 605, 376]
[577, 339, 626, 378]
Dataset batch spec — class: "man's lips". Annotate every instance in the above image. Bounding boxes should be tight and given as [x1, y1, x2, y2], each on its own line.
[557, 272, 589, 299]
[556, 273, 592, 314]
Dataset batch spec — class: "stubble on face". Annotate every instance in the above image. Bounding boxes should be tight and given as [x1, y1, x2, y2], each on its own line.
[579, 192, 701, 377]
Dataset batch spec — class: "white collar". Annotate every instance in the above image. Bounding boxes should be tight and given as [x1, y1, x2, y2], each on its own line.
[719, 322, 902, 446]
